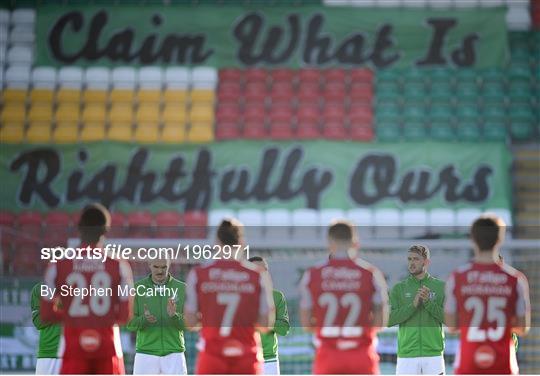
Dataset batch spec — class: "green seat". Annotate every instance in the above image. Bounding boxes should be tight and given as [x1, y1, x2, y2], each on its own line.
[481, 69, 505, 84]
[482, 83, 506, 105]
[509, 32, 530, 45]
[427, 68, 453, 85]
[403, 106, 426, 122]
[455, 83, 480, 103]
[376, 90, 400, 105]
[376, 123, 401, 141]
[510, 121, 534, 140]
[376, 112, 400, 125]
[430, 121, 455, 141]
[510, 105, 535, 123]
[484, 106, 507, 122]
[508, 83, 532, 104]
[430, 105, 453, 123]
[457, 105, 480, 121]
[483, 121, 507, 141]
[402, 121, 427, 140]
[377, 70, 401, 84]
[376, 102, 400, 116]
[510, 48, 531, 64]
[430, 83, 453, 104]
[508, 64, 532, 80]
[377, 82, 400, 94]
[457, 121, 481, 141]
[456, 69, 479, 85]
[403, 69, 425, 85]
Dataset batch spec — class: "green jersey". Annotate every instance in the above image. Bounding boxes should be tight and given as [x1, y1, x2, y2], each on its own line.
[31, 283, 61, 359]
[126, 274, 186, 356]
[388, 274, 445, 358]
[260, 290, 290, 361]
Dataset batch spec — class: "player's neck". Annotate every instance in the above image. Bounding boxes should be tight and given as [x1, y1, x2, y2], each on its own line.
[413, 271, 427, 280]
[331, 249, 353, 259]
[474, 251, 498, 264]
[152, 274, 169, 285]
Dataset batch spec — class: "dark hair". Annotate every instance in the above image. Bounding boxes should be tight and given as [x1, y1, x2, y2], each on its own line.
[217, 218, 244, 246]
[471, 215, 505, 252]
[248, 256, 265, 263]
[408, 245, 430, 259]
[328, 220, 356, 243]
[78, 203, 110, 244]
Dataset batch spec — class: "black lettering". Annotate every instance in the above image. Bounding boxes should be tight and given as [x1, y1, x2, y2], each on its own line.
[159, 156, 188, 201]
[303, 14, 333, 64]
[451, 33, 478, 67]
[10, 149, 61, 207]
[334, 34, 368, 64]
[349, 155, 395, 205]
[370, 24, 400, 68]
[461, 166, 492, 202]
[183, 149, 214, 211]
[48, 11, 85, 63]
[104, 29, 136, 62]
[301, 169, 333, 209]
[438, 166, 462, 202]
[252, 148, 279, 200]
[416, 18, 457, 66]
[396, 170, 441, 203]
[159, 34, 213, 64]
[220, 169, 252, 201]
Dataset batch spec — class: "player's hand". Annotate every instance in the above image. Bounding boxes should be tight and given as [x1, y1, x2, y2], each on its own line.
[144, 304, 157, 324]
[413, 290, 423, 308]
[419, 286, 431, 303]
[167, 298, 177, 317]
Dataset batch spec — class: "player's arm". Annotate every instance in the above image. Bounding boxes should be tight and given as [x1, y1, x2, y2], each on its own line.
[116, 261, 134, 325]
[169, 286, 186, 331]
[388, 283, 416, 327]
[443, 273, 459, 333]
[372, 269, 389, 328]
[183, 269, 201, 331]
[511, 274, 531, 336]
[273, 291, 290, 336]
[298, 270, 315, 333]
[422, 283, 445, 324]
[40, 264, 63, 323]
[31, 284, 49, 330]
[126, 285, 146, 331]
[256, 271, 275, 333]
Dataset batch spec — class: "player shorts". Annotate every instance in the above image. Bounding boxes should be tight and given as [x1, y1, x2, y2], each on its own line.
[60, 356, 125, 374]
[195, 351, 262, 375]
[35, 358, 61, 375]
[313, 346, 380, 375]
[262, 359, 280, 375]
[396, 355, 445, 375]
[133, 352, 187, 375]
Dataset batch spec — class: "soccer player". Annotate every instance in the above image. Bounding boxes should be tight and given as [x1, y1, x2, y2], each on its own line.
[445, 214, 531, 374]
[249, 256, 290, 375]
[184, 218, 275, 374]
[127, 258, 187, 374]
[31, 282, 61, 374]
[299, 220, 388, 374]
[41, 203, 134, 374]
[388, 245, 445, 375]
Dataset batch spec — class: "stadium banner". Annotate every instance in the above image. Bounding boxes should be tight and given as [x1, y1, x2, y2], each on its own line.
[35, 5, 508, 68]
[1, 141, 511, 212]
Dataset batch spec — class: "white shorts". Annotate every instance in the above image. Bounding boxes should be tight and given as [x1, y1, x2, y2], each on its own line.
[263, 359, 280, 375]
[35, 358, 61, 375]
[133, 352, 187, 375]
[396, 355, 445, 375]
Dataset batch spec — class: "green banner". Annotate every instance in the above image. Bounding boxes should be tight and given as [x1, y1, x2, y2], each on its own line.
[35, 5, 508, 68]
[0, 141, 511, 212]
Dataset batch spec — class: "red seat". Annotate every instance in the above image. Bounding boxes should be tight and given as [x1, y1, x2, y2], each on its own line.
[297, 105, 320, 123]
[297, 122, 321, 139]
[299, 68, 321, 83]
[0, 211, 16, 247]
[219, 68, 243, 82]
[350, 69, 373, 83]
[324, 68, 347, 83]
[270, 106, 294, 123]
[244, 106, 265, 123]
[350, 84, 373, 102]
[183, 211, 207, 239]
[245, 69, 268, 83]
[218, 83, 242, 104]
[15, 211, 42, 247]
[270, 69, 295, 83]
[323, 121, 347, 140]
[270, 122, 294, 140]
[323, 105, 345, 123]
[108, 212, 127, 238]
[349, 125, 374, 141]
[217, 104, 241, 124]
[245, 82, 268, 103]
[243, 121, 267, 139]
[43, 211, 73, 247]
[127, 211, 154, 238]
[155, 211, 182, 239]
[216, 121, 241, 140]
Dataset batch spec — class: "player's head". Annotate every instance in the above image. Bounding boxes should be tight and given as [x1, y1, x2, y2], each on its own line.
[149, 258, 171, 284]
[248, 256, 268, 271]
[217, 217, 244, 247]
[78, 203, 110, 245]
[407, 244, 430, 276]
[470, 214, 505, 254]
[327, 220, 359, 257]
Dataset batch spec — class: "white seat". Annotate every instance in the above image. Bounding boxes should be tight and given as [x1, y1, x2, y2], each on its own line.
[264, 209, 292, 240]
[376, 0, 402, 7]
[428, 208, 456, 236]
[9, 25, 35, 45]
[85, 67, 111, 89]
[318, 209, 346, 227]
[454, 0, 479, 6]
[165, 67, 190, 89]
[237, 209, 264, 242]
[456, 208, 482, 234]
[0, 9, 10, 25]
[138, 67, 163, 89]
[348, 0, 377, 6]
[0, 43, 6, 66]
[0, 24, 8, 44]
[191, 67, 217, 89]
[7, 45, 32, 65]
[323, 0, 351, 5]
[402, 0, 427, 6]
[5, 66, 31, 88]
[11, 9, 36, 25]
[58, 66, 83, 89]
[479, 0, 504, 6]
[373, 208, 401, 239]
[401, 208, 428, 238]
[32, 67, 57, 89]
[292, 208, 319, 240]
[112, 67, 136, 89]
[208, 209, 237, 231]
[429, 0, 453, 7]
[346, 208, 373, 239]
[506, 5, 531, 31]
